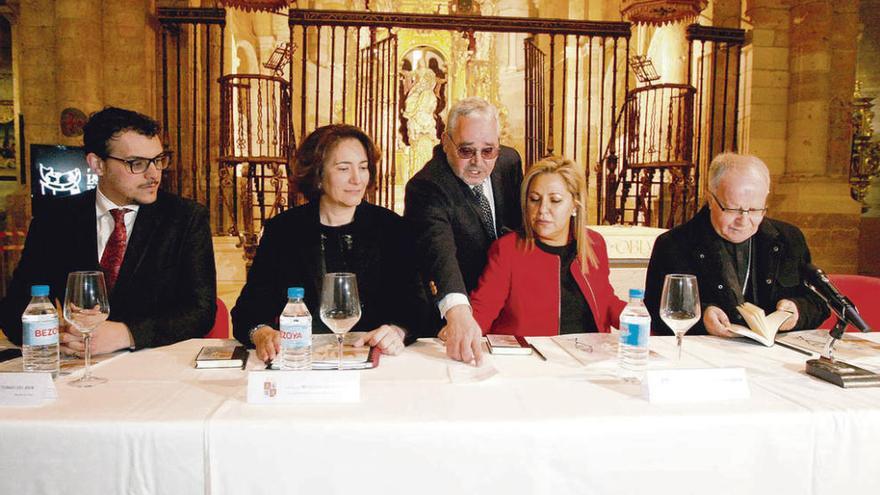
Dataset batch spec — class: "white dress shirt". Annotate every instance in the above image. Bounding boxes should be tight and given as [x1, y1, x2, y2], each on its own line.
[95, 187, 140, 261]
[438, 176, 497, 319]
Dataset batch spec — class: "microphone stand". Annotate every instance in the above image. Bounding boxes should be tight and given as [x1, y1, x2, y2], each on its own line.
[803, 283, 880, 388]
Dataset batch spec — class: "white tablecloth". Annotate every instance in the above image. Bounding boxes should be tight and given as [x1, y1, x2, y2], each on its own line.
[2, 334, 879, 495]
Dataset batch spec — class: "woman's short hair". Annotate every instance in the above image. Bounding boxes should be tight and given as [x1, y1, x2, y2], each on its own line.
[519, 156, 597, 273]
[294, 124, 380, 201]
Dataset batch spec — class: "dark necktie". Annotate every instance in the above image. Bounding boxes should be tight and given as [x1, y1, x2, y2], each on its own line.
[472, 184, 496, 240]
[100, 208, 131, 290]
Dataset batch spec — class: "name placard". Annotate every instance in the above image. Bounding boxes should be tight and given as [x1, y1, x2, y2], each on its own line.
[642, 367, 750, 404]
[247, 370, 360, 404]
[0, 372, 57, 406]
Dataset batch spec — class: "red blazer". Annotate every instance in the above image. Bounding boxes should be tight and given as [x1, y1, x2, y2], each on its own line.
[470, 230, 626, 336]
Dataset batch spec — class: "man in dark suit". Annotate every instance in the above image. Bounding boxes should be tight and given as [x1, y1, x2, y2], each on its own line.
[645, 152, 828, 337]
[0, 107, 216, 355]
[405, 97, 523, 365]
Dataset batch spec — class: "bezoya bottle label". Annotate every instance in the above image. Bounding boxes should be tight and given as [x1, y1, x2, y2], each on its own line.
[621, 317, 650, 346]
[279, 315, 312, 349]
[23, 317, 59, 346]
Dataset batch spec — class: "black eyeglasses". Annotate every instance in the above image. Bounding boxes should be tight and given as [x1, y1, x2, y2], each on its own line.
[103, 151, 174, 174]
[710, 191, 767, 219]
[446, 133, 500, 161]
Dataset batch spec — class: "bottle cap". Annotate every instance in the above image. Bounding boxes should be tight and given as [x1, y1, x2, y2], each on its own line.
[30, 285, 50, 297]
[628, 288, 644, 299]
[287, 287, 304, 299]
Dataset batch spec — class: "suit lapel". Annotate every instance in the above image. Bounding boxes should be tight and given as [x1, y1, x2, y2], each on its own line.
[76, 191, 100, 268]
[113, 199, 161, 295]
[490, 164, 506, 234]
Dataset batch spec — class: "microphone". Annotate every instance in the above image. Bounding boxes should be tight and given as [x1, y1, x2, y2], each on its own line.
[802, 263, 871, 333]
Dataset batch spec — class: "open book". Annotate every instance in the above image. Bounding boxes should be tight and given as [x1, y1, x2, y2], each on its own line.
[269, 333, 379, 370]
[729, 302, 794, 346]
[311, 334, 380, 370]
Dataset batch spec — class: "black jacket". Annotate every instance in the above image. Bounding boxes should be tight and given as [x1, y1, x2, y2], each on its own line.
[231, 201, 429, 345]
[404, 144, 523, 307]
[645, 206, 829, 336]
[0, 189, 217, 348]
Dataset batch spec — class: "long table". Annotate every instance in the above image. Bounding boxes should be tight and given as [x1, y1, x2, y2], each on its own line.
[1, 334, 879, 495]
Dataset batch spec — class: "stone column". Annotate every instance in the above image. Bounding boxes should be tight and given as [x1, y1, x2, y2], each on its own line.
[785, 0, 831, 177]
[766, 0, 861, 274]
[827, 1, 859, 177]
[18, 0, 58, 148]
[712, 0, 743, 28]
[55, 0, 102, 147]
[103, 0, 154, 114]
[743, 0, 790, 176]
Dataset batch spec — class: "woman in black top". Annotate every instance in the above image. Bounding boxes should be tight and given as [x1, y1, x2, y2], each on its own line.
[231, 124, 428, 362]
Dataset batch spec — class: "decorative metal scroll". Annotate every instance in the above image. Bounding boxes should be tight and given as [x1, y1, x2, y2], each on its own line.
[851, 84, 880, 204]
[288, 8, 631, 214]
[158, 8, 226, 232]
[355, 33, 399, 208]
[524, 38, 546, 167]
[687, 24, 746, 206]
[599, 24, 745, 229]
[218, 74, 293, 246]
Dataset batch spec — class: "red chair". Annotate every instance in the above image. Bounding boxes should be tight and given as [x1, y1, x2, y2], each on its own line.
[205, 298, 230, 339]
[817, 274, 880, 332]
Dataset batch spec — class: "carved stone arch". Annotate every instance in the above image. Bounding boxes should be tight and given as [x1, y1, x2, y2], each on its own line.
[234, 39, 259, 74]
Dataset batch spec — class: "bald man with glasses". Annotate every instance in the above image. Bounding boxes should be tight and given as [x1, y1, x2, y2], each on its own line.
[644, 152, 828, 337]
[0, 107, 216, 355]
[405, 97, 523, 365]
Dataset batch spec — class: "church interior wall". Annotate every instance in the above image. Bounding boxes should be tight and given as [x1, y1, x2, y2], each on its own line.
[0, 0, 874, 280]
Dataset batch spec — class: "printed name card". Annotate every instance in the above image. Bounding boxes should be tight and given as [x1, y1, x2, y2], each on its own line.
[642, 367, 750, 404]
[0, 372, 57, 406]
[247, 370, 360, 404]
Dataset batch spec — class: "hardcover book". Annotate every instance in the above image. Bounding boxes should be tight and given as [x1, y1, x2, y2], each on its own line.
[195, 345, 249, 369]
[486, 334, 533, 355]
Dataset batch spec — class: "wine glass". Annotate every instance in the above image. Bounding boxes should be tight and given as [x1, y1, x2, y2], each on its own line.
[319, 273, 361, 370]
[63, 271, 111, 387]
[660, 274, 701, 360]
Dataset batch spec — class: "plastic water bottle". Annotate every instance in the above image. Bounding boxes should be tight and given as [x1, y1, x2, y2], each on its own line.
[279, 287, 312, 370]
[618, 288, 651, 382]
[22, 285, 60, 378]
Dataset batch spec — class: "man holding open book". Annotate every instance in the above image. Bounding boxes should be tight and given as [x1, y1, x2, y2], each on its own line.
[645, 152, 829, 338]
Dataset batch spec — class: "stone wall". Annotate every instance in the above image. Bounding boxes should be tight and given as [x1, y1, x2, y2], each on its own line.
[743, 0, 863, 274]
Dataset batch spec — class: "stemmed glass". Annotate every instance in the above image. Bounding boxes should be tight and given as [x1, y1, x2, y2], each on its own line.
[63, 271, 110, 387]
[319, 273, 361, 370]
[660, 274, 701, 360]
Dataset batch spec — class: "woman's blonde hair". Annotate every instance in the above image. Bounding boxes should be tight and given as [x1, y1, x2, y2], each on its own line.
[519, 156, 597, 274]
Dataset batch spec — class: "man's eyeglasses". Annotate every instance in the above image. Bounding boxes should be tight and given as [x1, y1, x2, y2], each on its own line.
[103, 151, 174, 174]
[710, 191, 767, 219]
[446, 133, 500, 161]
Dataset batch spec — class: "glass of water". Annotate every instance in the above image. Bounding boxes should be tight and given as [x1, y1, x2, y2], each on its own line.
[660, 274, 701, 360]
[319, 273, 361, 370]
[63, 271, 110, 387]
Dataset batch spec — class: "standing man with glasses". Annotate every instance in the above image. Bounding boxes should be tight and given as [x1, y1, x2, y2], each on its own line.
[644, 152, 828, 336]
[0, 107, 217, 355]
[405, 97, 523, 365]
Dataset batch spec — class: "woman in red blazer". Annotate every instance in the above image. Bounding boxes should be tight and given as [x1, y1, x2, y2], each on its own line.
[470, 156, 626, 336]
